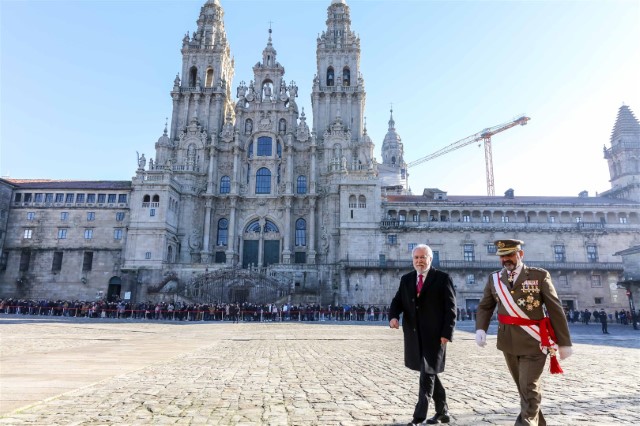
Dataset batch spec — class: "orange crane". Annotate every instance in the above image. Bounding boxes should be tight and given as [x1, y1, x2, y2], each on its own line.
[406, 115, 531, 196]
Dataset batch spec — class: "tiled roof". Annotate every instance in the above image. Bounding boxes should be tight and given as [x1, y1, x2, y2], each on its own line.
[3, 179, 132, 190]
[614, 245, 640, 256]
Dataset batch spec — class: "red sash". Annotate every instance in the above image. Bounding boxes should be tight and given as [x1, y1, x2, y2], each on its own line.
[498, 314, 563, 374]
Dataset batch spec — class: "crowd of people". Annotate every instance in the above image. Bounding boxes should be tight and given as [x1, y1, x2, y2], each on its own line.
[0, 298, 397, 322]
[566, 307, 636, 325]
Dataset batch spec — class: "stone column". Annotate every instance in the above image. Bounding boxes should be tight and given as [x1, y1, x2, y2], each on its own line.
[282, 197, 292, 264]
[308, 197, 317, 264]
[170, 93, 180, 139]
[226, 197, 238, 265]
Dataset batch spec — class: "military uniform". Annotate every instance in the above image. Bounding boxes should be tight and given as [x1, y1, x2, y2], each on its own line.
[476, 240, 572, 426]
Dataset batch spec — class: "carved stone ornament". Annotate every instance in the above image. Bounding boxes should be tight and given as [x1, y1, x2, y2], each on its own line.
[188, 230, 202, 251]
[220, 111, 235, 143]
[259, 111, 272, 131]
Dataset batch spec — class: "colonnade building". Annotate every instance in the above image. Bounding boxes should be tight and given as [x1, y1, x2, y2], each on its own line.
[1, 0, 638, 314]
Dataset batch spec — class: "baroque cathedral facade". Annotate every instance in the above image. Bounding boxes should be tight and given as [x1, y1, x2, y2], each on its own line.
[1, 0, 639, 313]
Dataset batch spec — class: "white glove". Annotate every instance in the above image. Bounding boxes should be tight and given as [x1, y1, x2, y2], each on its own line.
[558, 346, 573, 360]
[475, 329, 487, 347]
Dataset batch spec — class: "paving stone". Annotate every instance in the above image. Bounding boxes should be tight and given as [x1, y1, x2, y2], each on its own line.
[0, 318, 639, 424]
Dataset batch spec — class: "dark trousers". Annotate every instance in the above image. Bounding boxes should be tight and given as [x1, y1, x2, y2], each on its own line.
[413, 365, 448, 422]
[601, 321, 608, 333]
[503, 352, 547, 426]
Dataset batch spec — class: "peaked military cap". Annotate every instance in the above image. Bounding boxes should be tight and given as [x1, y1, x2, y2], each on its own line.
[494, 239, 524, 256]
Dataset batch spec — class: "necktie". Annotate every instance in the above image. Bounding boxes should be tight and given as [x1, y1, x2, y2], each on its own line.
[417, 274, 424, 295]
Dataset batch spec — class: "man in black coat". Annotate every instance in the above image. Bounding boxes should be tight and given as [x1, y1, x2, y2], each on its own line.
[389, 244, 457, 425]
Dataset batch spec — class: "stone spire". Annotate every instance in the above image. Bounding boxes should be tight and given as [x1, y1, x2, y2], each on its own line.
[381, 108, 404, 168]
[602, 104, 640, 202]
[610, 104, 640, 146]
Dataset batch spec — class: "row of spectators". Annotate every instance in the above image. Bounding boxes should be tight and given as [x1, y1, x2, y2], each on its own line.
[0, 298, 394, 322]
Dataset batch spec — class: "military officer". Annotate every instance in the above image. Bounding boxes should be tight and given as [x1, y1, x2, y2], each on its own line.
[475, 239, 572, 426]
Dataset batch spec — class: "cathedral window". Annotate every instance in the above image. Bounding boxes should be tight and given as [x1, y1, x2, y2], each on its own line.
[327, 67, 334, 86]
[586, 244, 598, 262]
[205, 68, 214, 88]
[220, 176, 231, 194]
[82, 251, 93, 272]
[295, 218, 307, 246]
[257, 137, 272, 156]
[84, 229, 93, 240]
[554, 245, 566, 262]
[349, 195, 357, 208]
[358, 195, 366, 208]
[297, 176, 307, 194]
[20, 250, 31, 272]
[264, 220, 279, 233]
[246, 220, 261, 233]
[277, 142, 282, 158]
[463, 244, 475, 261]
[152, 195, 160, 203]
[342, 67, 350, 86]
[143, 195, 150, 203]
[86, 194, 95, 203]
[167, 246, 173, 263]
[248, 142, 254, 158]
[188, 66, 197, 87]
[247, 164, 251, 184]
[76, 194, 85, 203]
[65, 193, 75, 203]
[256, 167, 272, 194]
[55, 193, 64, 203]
[217, 218, 229, 246]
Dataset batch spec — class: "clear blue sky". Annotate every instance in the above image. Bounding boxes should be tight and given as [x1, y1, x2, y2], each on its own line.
[1, 0, 639, 197]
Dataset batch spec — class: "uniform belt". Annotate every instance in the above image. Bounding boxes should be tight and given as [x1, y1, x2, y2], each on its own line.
[498, 314, 563, 374]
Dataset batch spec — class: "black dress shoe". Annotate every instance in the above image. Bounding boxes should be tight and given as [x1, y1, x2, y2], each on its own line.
[407, 420, 424, 425]
[426, 412, 450, 424]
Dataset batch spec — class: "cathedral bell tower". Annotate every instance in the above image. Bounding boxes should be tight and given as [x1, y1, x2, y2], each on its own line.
[603, 105, 640, 202]
[167, 0, 234, 144]
[312, 0, 363, 126]
[125, 0, 235, 276]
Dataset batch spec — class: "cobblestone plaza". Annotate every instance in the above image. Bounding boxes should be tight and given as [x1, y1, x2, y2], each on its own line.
[1, 318, 638, 425]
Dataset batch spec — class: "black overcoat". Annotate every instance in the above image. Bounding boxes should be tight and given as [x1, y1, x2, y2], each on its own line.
[389, 267, 457, 373]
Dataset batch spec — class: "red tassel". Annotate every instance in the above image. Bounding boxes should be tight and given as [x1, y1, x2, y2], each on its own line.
[550, 355, 563, 374]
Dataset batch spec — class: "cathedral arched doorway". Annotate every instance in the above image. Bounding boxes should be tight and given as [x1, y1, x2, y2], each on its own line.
[107, 276, 122, 301]
[242, 219, 281, 268]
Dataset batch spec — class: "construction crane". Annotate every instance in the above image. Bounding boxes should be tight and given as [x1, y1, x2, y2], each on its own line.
[406, 115, 531, 196]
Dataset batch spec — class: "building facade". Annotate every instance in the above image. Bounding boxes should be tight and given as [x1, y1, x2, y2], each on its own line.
[1, 0, 639, 314]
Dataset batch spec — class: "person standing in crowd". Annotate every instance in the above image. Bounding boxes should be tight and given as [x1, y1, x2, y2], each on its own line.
[599, 308, 609, 334]
[389, 244, 457, 425]
[475, 239, 572, 426]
